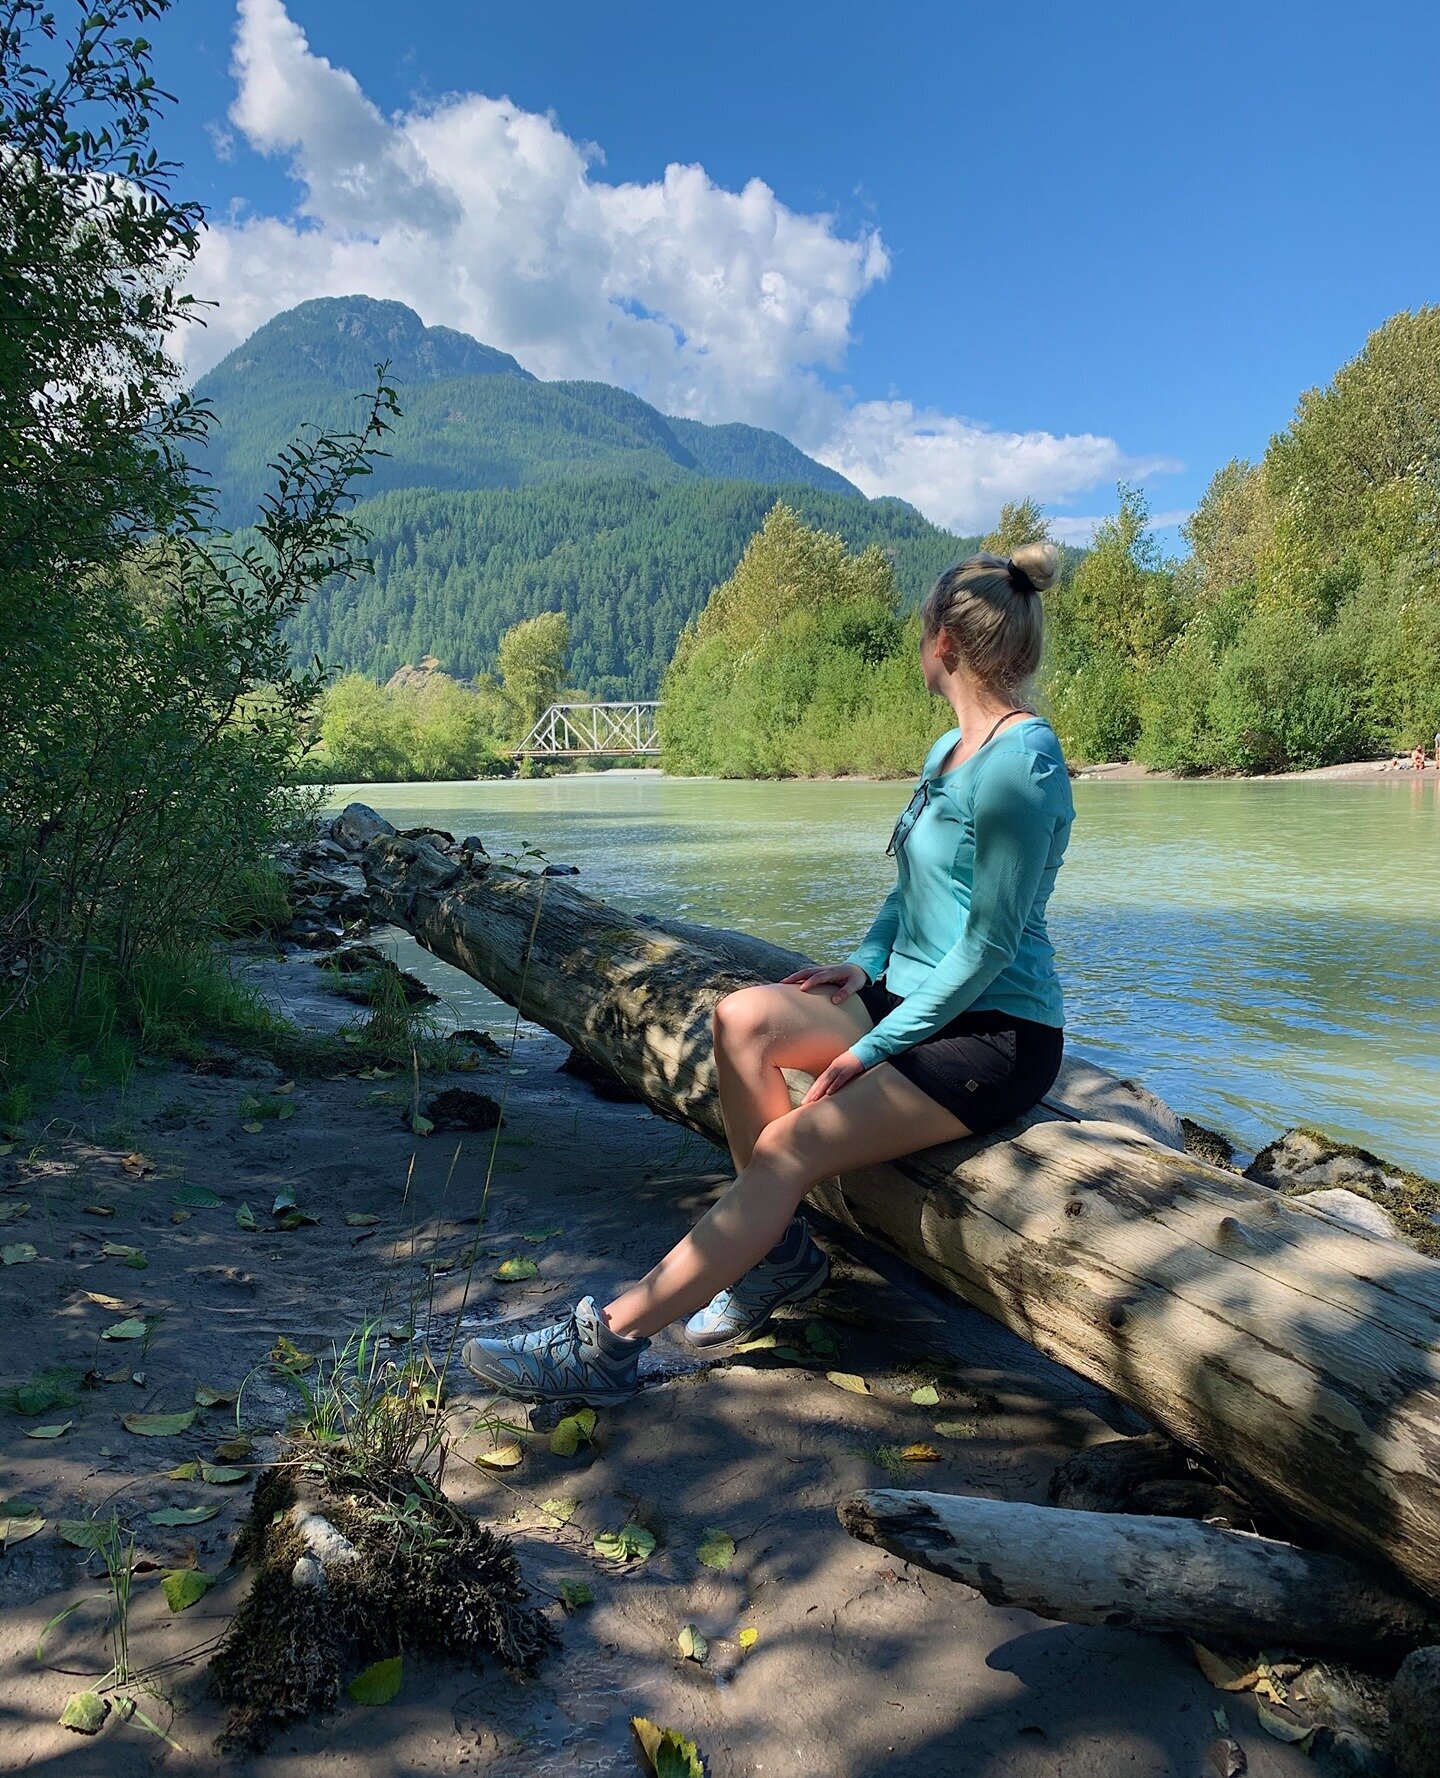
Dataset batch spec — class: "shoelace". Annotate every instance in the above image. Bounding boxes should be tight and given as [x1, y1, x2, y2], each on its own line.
[543, 1311, 586, 1373]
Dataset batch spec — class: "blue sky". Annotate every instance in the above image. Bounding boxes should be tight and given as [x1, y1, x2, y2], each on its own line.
[146, 0, 1439, 543]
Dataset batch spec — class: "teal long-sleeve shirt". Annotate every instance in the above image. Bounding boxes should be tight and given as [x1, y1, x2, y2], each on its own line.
[844, 716, 1074, 1071]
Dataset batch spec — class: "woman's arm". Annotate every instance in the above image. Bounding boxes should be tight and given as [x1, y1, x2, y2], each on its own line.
[847, 746, 1058, 1070]
[843, 882, 901, 985]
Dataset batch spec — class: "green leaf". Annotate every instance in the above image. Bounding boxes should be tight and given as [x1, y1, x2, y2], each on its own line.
[0, 1201, 29, 1223]
[240, 1121, 264, 1134]
[677, 1624, 708, 1663]
[826, 1371, 870, 1394]
[695, 1527, 735, 1571]
[57, 1520, 113, 1550]
[520, 1225, 563, 1242]
[540, 1497, 578, 1525]
[147, 1504, 221, 1528]
[274, 1208, 320, 1229]
[1, 1242, 37, 1264]
[122, 1409, 198, 1437]
[14, 1381, 63, 1415]
[23, 1421, 71, 1439]
[0, 1506, 45, 1547]
[347, 1655, 403, 1705]
[101, 1317, 146, 1340]
[100, 1242, 146, 1269]
[172, 1185, 221, 1208]
[549, 1407, 596, 1456]
[59, 1691, 109, 1735]
[200, 1465, 248, 1485]
[235, 1202, 259, 1230]
[272, 1185, 296, 1214]
[594, 1522, 655, 1563]
[344, 1212, 381, 1226]
[933, 1420, 978, 1438]
[631, 1717, 706, 1778]
[193, 1385, 236, 1408]
[167, 1461, 199, 1481]
[803, 1320, 838, 1355]
[910, 1384, 940, 1406]
[161, 1568, 216, 1612]
[558, 1579, 593, 1611]
[493, 1257, 538, 1282]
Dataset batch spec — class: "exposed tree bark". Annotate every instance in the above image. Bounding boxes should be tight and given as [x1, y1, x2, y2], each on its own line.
[355, 828, 1440, 1605]
[838, 1491, 1439, 1660]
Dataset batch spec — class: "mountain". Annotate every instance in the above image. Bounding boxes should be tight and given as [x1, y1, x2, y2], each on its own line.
[284, 476, 980, 697]
[192, 296, 861, 528]
[192, 296, 978, 696]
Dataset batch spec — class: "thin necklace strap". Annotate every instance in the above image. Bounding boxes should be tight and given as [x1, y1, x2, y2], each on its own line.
[977, 707, 1032, 750]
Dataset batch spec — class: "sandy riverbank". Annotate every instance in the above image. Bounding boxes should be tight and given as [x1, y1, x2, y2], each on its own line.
[1070, 758, 1440, 785]
[0, 948, 1328, 1776]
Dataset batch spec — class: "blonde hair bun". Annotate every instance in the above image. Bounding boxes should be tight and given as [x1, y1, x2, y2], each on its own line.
[1010, 540, 1059, 595]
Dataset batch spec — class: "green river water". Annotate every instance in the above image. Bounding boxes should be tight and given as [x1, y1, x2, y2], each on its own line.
[325, 771, 1440, 1175]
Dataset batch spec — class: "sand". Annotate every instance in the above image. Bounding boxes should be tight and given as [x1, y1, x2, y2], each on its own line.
[0, 949, 1324, 1777]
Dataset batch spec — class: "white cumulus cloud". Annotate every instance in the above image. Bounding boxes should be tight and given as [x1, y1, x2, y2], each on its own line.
[181, 0, 1177, 534]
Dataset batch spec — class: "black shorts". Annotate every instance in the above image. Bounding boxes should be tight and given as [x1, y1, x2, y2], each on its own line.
[854, 974, 1064, 1136]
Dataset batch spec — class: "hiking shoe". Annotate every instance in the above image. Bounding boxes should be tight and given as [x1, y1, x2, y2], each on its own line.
[683, 1216, 830, 1349]
[460, 1294, 648, 1406]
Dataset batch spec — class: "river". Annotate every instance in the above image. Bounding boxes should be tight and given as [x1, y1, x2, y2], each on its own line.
[324, 771, 1440, 1174]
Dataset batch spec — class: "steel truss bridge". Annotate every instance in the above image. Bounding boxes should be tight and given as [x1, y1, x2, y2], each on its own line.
[513, 702, 660, 758]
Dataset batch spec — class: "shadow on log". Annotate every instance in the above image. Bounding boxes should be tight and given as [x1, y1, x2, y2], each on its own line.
[355, 825, 1440, 1606]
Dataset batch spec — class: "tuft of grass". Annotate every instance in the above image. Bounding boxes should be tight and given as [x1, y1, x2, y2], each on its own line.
[260, 1319, 449, 1485]
[215, 862, 293, 939]
[0, 947, 295, 1104]
[357, 963, 445, 1068]
[2, 1364, 85, 1418]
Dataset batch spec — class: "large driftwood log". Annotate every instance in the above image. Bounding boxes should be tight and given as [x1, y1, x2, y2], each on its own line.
[838, 1491, 1438, 1659]
[358, 830, 1440, 1604]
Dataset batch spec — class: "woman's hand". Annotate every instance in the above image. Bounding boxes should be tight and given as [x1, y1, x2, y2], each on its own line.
[799, 1048, 867, 1106]
[780, 962, 869, 1004]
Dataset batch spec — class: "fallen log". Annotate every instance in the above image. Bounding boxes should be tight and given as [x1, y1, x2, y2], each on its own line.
[838, 1490, 1438, 1661]
[356, 828, 1440, 1604]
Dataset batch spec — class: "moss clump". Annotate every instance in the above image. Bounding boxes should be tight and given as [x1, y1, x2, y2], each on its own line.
[1247, 1126, 1440, 1256]
[1180, 1118, 1237, 1170]
[211, 1459, 559, 1749]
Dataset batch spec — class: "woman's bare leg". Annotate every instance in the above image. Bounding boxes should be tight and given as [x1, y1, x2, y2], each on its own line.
[710, 981, 874, 1172]
[602, 1060, 972, 1340]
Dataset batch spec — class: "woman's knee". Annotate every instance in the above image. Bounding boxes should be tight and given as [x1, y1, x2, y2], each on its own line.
[748, 1112, 814, 1180]
[712, 984, 782, 1049]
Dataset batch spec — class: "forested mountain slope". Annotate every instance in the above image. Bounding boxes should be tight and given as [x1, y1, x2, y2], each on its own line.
[285, 476, 981, 696]
[196, 297, 979, 694]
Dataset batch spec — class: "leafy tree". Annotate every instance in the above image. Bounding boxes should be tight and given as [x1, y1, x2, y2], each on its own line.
[1041, 485, 1178, 760]
[982, 498, 1051, 554]
[496, 611, 570, 736]
[0, 1, 393, 1029]
[1264, 307, 1440, 589]
[659, 502, 937, 777]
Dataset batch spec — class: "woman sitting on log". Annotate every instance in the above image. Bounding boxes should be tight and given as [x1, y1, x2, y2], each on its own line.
[462, 542, 1075, 1405]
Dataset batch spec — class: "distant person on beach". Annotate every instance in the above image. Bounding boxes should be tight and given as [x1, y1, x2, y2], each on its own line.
[460, 545, 1075, 1405]
[1434, 732, 1440, 769]
[1413, 746, 1427, 772]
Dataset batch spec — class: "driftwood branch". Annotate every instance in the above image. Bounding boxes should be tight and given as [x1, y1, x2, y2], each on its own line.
[352, 824, 1440, 1605]
[838, 1490, 1439, 1660]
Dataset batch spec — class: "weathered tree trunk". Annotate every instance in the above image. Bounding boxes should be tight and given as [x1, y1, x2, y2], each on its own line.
[358, 830, 1440, 1604]
[838, 1490, 1438, 1660]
